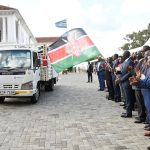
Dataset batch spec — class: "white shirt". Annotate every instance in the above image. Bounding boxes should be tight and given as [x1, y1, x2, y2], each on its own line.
[96, 62, 100, 71]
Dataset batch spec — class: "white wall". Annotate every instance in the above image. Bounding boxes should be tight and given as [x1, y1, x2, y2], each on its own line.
[0, 10, 36, 48]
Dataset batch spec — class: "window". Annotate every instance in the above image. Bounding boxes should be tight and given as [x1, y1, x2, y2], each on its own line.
[33, 52, 38, 67]
[0, 18, 3, 42]
[0, 50, 31, 68]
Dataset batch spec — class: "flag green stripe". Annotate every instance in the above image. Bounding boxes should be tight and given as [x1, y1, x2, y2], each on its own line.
[52, 46, 101, 73]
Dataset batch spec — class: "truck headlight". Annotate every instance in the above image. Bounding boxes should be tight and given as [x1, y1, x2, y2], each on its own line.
[21, 81, 33, 90]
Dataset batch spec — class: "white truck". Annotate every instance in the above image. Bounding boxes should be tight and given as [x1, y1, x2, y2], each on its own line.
[0, 45, 58, 103]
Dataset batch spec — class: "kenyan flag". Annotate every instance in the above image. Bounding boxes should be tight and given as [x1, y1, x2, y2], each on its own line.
[48, 28, 102, 73]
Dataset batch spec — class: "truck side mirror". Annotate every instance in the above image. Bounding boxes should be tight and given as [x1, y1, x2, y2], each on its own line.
[36, 59, 41, 67]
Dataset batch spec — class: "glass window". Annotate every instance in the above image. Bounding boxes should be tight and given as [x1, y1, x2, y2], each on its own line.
[33, 52, 38, 67]
[0, 49, 31, 68]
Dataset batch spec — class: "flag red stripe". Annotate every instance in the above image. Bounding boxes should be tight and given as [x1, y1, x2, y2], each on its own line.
[48, 36, 94, 63]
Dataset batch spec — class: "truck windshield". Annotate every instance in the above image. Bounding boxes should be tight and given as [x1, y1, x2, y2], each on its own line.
[0, 50, 31, 69]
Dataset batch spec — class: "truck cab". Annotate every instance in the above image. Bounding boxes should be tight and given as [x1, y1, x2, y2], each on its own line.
[0, 48, 41, 103]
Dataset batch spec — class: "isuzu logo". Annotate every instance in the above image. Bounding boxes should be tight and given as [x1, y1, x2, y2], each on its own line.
[14, 76, 23, 79]
[1, 72, 11, 75]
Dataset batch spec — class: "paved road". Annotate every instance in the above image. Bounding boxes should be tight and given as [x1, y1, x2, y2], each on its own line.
[0, 72, 149, 150]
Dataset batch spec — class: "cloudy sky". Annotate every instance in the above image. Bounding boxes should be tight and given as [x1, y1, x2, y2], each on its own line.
[1, 0, 150, 57]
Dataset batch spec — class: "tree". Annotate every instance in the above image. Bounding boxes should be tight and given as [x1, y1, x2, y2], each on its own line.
[121, 23, 150, 50]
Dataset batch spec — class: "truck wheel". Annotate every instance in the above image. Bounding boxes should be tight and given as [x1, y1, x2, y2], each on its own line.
[31, 85, 40, 104]
[45, 79, 54, 91]
[0, 97, 5, 103]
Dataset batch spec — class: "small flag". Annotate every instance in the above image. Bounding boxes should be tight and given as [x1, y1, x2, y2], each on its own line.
[48, 28, 102, 73]
[55, 19, 67, 28]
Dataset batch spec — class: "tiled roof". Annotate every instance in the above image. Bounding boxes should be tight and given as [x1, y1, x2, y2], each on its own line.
[0, 5, 15, 10]
[36, 37, 59, 43]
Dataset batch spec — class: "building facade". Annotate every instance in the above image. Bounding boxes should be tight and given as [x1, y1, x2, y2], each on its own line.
[0, 5, 37, 48]
[36, 37, 59, 48]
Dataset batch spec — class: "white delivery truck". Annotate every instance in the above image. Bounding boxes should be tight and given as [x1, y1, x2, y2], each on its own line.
[0, 45, 58, 103]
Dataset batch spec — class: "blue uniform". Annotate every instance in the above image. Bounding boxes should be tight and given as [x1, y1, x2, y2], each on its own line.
[138, 67, 150, 125]
[96, 60, 105, 90]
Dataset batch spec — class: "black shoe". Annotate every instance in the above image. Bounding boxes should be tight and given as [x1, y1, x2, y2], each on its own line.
[134, 120, 145, 123]
[135, 117, 140, 120]
[121, 114, 132, 118]
[120, 103, 125, 106]
[121, 112, 127, 115]
[143, 121, 149, 124]
[115, 99, 121, 102]
[108, 97, 114, 100]
[98, 89, 103, 91]
[147, 146, 150, 150]
[123, 106, 126, 110]
[99, 89, 104, 91]
[97, 89, 104, 91]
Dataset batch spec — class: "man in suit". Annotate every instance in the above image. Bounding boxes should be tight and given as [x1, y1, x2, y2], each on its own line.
[105, 57, 114, 100]
[116, 51, 135, 118]
[130, 51, 150, 137]
[87, 61, 93, 83]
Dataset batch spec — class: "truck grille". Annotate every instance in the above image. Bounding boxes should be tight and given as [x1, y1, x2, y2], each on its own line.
[0, 84, 19, 89]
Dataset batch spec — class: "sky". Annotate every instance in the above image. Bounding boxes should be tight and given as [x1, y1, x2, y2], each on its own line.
[1, 0, 150, 57]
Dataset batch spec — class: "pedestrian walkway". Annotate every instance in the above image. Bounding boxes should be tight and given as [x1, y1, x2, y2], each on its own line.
[0, 72, 149, 150]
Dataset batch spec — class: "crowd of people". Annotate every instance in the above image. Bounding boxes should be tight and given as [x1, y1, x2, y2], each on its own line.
[94, 45, 150, 150]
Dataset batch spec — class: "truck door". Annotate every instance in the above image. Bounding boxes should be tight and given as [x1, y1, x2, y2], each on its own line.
[33, 52, 40, 88]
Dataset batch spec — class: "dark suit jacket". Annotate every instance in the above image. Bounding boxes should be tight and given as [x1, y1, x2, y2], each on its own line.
[87, 64, 93, 73]
[120, 57, 134, 88]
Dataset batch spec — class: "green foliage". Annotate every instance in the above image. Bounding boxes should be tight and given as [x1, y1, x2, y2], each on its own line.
[121, 24, 150, 50]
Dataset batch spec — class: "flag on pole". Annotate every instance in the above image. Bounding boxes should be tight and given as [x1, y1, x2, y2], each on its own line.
[55, 19, 67, 28]
[48, 28, 102, 73]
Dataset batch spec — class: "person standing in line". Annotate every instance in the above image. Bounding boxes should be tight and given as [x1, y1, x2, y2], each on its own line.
[87, 61, 93, 83]
[132, 51, 146, 123]
[111, 54, 121, 102]
[129, 51, 150, 137]
[96, 57, 101, 88]
[105, 57, 114, 100]
[98, 57, 106, 91]
[116, 51, 135, 118]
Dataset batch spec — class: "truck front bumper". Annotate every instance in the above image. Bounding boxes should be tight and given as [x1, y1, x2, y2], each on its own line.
[0, 89, 35, 97]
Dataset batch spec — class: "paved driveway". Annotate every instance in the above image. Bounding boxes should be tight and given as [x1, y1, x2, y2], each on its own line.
[0, 72, 149, 150]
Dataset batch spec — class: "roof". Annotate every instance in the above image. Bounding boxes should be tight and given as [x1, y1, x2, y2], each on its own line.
[36, 37, 59, 43]
[0, 5, 15, 10]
